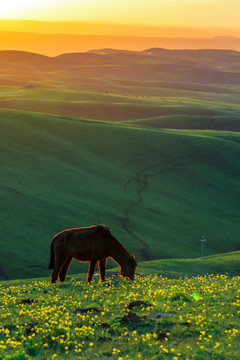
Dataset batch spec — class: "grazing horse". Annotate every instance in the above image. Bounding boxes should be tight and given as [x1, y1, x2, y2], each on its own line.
[48, 225, 137, 284]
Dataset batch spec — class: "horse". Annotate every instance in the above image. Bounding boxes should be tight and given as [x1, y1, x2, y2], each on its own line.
[48, 225, 137, 284]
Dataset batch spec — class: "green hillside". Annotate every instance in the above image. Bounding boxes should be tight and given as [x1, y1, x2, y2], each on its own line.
[1, 49, 240, 280]
[138, 251, 240, 278]
[1, 108, 240, 280]
[1, 84, 240, 132]
[2, 49, 240, 131]
[1, 87, 240, 128]
[1, 251, 240, 286]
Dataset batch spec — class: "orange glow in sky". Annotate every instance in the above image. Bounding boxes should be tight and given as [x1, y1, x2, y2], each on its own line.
[0, 0, 240, 28]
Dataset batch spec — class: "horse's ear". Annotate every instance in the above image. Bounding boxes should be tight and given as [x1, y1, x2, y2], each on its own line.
[131, 254, 135, 259]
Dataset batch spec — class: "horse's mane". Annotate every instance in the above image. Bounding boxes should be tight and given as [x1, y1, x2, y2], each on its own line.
[95, 224, 112, 234]
[53, 225, 111, 238]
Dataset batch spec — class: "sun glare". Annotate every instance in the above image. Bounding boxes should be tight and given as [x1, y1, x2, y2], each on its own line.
[0, 0, 239, 28]
[0, 0, 60, 19]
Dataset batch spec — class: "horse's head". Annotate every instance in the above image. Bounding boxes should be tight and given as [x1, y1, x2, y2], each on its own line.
[121, 254, 137, 280]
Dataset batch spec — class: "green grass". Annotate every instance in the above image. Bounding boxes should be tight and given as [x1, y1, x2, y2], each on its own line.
[2, 48, 240, 131]
[1, 86, 240, 128]
[1, 109, 240, 279]
[1, 49, 240, 358]
[1, 49, 240, 280]
[138, 251, 240, 278]
[0, 265, 240, 359]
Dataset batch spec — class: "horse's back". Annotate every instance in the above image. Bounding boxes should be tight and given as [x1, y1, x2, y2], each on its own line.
[52, 225, 111, 261]
[70, 226, 110, 258]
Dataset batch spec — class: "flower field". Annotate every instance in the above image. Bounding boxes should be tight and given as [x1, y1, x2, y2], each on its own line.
[0, 273, 239, 359]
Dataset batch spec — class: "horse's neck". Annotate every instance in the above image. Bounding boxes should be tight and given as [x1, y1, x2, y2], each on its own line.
[109, 239, 129, 266]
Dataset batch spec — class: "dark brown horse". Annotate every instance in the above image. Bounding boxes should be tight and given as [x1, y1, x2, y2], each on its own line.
[49, 225, 137, 284]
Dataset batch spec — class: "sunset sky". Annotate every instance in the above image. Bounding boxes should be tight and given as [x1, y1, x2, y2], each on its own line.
[1, 0, 240, 54]
[0, 0, 239, 28]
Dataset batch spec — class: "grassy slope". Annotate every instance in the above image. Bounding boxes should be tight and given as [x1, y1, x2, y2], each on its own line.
[1, 109, 240, 280]
[1, 87, 240, 130]
[1, 251, 240, 287]
[138, 251, 240, 278]
[1, 49, 240, 131]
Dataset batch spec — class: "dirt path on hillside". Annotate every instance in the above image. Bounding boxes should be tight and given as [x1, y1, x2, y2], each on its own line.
[121, 141, 231, 261]
[122, 157, 184, 260]
[122, 168, 151, 260]
[121, 159, 183, 260]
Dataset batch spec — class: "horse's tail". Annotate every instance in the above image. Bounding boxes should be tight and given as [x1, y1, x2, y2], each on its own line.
[48, 240, 55, 269]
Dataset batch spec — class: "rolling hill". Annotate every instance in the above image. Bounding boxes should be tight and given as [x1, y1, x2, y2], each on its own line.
[1, 49, 240, 132]
[138, 251, 240, 278]
[1, 49, 240, 280]
[1, 109, 240, 280]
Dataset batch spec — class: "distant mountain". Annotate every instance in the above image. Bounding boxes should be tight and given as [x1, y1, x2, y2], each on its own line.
[1, 48, 240, 84]
[1, 31, 240, 56]
[0, 50, 51, 65]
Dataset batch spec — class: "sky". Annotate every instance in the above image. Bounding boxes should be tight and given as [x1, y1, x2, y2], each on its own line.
[0, 0, 240, 28]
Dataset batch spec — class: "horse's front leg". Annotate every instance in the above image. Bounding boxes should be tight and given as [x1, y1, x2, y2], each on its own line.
[59, 256, 73, 282]
[98, 258, 107, 282]
[86, 260, 97, 284]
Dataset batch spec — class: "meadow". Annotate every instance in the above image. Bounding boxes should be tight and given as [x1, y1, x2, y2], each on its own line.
[1, 48, 240, 281]
[1, 108, 240, 280]
[0, 268, 240, 359]
[2, 48, 240, 131]
[1, 47, 240, 359]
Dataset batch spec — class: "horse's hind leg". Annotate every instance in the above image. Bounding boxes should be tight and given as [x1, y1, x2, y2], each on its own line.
[51, 257, 66, 284]
[98, 258, 107, 282]
[51, 265, 62, 284]
[86, 260, 97, 284]
[59, 256, 73, 282]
